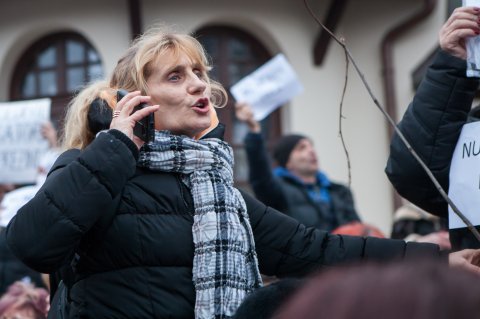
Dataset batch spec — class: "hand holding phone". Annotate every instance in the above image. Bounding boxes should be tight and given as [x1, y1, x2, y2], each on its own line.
[116, 89, 155, 142]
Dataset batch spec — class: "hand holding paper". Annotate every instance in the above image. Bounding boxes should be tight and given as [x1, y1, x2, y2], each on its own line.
[454, 1, 480, 76]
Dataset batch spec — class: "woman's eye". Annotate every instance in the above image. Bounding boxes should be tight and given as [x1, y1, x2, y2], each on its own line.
[168, 74, 180, 81]
[194, 70, 205, 79]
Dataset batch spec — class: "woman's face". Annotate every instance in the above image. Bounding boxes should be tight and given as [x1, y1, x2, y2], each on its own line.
[146, 50, 212, 138]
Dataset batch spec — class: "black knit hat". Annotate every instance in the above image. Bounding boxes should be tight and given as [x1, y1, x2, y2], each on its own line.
[273, 134, 306, 168]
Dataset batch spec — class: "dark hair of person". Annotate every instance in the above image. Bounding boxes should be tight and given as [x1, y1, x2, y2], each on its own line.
[276, 261, 480, 319]
[234, 278, 304, 319]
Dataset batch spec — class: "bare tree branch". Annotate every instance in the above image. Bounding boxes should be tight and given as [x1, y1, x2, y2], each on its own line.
[338, 45, 352, 187]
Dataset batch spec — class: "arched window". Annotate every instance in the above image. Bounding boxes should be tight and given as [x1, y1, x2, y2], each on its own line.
[195, 26, 282, 191]
[10, 32, 104, 126]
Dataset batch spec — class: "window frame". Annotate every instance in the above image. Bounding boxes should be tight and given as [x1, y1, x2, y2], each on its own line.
[10, 32, 103, 126]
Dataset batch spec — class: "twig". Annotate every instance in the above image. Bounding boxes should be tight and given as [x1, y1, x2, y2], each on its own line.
[303, 0, 480, 242]
[338, 43, 352, 187]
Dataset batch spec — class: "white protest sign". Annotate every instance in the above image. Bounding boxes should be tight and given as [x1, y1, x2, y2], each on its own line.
[0, 98, 51, 184]
[448, 121, 480, 228]
[230, 53, 304, 121]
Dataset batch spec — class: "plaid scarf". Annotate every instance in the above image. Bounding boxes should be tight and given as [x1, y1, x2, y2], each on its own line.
[138, 131, 262, 319]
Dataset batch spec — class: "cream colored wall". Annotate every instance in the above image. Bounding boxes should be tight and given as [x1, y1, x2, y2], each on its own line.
[0, 0, 450, 235]
[330, 0, 448, 234]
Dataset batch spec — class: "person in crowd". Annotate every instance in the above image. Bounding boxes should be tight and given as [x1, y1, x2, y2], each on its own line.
[1, 121, 60, 227]
[0, 227, 47, 296]
[233, 278, 304, 319]
[385, 5, 480, 250]
[235, 102, 360, 231]
[391, 203, 451, 250]
[0, 121, 59, 295]
[331, 221, 386, 238]
[0, 281, 49, 319]
[5, 25, 480, 319]
[0, 185, 14, 205]
[276, 261, 480, 319]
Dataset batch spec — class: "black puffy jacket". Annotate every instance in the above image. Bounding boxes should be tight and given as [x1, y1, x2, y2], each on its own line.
[386, 50, 480, 250]
[0, 227, 46, 294]
[7, 128, 443, 318]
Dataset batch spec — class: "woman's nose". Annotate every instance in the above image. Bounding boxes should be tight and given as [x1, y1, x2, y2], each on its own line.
[188, 73, 207, 94]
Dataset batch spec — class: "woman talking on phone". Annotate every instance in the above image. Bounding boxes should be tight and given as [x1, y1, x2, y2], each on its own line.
[5, 24, 480, 319]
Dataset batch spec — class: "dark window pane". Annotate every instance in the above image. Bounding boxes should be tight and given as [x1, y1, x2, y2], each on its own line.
[38, 47, 56, 68]
[228, 64, 241, 85]
[39, 71, 57, 95]
[201, 36, 219, 56]
[67, 67, 85, 92]
[66, 40, 84, 64]
[209, 67, 219, 82]
[233, 120, 249, 145]
[228, 38, 250, 59]
[88, 64, 103, 81]
[88, 49, 100, 62]
[21, 72, 36, 97]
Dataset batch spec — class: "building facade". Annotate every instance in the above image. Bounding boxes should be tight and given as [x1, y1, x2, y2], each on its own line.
[0, 0, 453, 234]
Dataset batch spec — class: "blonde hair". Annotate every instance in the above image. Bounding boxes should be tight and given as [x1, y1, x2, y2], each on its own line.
[61, 25, 228, 150]
[61, 81, 115, 150]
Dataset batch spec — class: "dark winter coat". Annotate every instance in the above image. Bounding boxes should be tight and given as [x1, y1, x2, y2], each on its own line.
[7, 128, 443, 318]
[244, 132, 360, 231]
[385, 49, 480, 250]
[0, 227, 46, 294]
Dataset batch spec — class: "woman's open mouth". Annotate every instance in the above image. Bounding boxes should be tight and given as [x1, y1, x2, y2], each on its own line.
[192, 98, 210, 114]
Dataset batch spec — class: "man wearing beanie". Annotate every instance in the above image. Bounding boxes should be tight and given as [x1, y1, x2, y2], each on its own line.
[235, 102, 360, 231]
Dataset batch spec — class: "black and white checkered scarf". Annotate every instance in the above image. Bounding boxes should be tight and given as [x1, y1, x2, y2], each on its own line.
[138, 130, 262, 319]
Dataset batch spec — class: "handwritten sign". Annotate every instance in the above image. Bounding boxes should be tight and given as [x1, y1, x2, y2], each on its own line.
[448, 121, 480, 228]
[230, 54, 304, 121]
[0, 98, 51, 184]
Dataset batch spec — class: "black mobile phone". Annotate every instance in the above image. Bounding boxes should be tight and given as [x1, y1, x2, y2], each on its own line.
[116, 89, 155, 142]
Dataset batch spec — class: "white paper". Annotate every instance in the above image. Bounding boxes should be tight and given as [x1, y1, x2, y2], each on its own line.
[230, 54, 303, 121]
[0, 185, 40, 227]
[448, 121, 480, 228]
[464, 0, 480, 77]
[0, 98, 51, 184]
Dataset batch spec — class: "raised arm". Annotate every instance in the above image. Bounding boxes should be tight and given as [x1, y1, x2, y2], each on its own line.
[386, 6, 480, 217]
[236, 102, 289, 211]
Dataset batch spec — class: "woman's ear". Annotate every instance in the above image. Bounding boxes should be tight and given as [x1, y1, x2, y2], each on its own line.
[194, 105, 219, 140]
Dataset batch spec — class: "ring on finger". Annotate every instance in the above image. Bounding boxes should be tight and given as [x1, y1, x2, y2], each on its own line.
[112, 110, 121, 118]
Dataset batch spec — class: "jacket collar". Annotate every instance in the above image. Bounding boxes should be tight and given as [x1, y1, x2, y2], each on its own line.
[200, 123, 225, 140]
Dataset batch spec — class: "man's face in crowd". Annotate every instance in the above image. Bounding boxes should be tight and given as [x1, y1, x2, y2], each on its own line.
[286, 138, 319, 177]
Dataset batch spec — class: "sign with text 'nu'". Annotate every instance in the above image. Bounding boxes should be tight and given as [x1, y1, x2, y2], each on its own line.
[0, 98, 51, 184]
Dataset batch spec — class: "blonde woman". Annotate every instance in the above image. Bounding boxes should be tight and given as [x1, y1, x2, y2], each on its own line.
[6, 25, 480, 319]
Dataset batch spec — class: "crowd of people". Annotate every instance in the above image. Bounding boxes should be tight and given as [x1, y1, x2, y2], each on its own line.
[1, 5, 480, 319]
